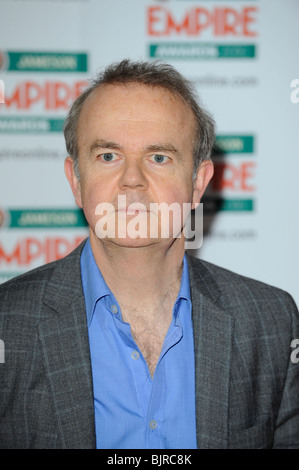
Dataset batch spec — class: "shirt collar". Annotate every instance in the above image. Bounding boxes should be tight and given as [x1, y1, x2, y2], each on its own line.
[80, 238, 191, 326]
[178, 253, 192, 303]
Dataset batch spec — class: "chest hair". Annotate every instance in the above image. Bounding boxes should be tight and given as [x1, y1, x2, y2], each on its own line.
[121, 302, 174, 378]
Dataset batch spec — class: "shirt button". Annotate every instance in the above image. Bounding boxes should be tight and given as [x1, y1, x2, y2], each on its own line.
[149, 420, 157, 430]
[131, 350, 140, 360]
[111, 305, 118, 314]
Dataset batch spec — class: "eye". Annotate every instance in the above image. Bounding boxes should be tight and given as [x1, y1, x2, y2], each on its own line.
[149, 154, 169, 164]
[100, 153, 118, 162]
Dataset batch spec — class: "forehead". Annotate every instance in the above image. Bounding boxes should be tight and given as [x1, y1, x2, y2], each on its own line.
[77, 83, 196, 145]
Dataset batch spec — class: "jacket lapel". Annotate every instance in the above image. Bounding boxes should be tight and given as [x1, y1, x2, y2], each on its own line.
[37, 241, 96, 449]
[187, 254, 234, 449]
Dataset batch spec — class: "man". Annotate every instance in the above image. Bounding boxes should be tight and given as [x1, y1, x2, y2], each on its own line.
[0, 60, 298, 449]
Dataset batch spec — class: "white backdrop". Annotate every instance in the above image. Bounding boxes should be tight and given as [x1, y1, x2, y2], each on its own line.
[0, 0, 298, 306]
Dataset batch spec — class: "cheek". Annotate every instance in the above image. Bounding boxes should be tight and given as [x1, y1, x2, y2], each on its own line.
[160, 184, 193, 206]
[79, 178, 110, 228]
[157, 166, 194, 204]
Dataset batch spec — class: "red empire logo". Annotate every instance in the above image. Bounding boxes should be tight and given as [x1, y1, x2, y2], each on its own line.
[1, 80, 88, 110]
[147, 6, 258, 37]
[212, 162, 256, 192]
[0, 236, 86, 266]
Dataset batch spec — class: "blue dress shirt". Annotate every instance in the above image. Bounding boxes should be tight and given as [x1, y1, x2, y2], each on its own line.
[80, 238, 197, 449]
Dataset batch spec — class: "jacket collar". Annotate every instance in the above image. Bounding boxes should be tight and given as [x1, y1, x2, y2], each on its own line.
[187, 253, 233, 449]
[38, 239, 96, 448]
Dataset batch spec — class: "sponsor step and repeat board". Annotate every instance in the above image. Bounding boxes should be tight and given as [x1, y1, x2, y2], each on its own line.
[0, 0, 298, 306]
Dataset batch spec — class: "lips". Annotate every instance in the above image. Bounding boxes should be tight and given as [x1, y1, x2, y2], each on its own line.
[117, 207, 148, 216]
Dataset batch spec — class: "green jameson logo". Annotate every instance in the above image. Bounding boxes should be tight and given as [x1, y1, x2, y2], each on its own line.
[0, 51, 88, 72]
[3, 209, 88, 228]
[149, 43, 255, 60]
[202, 198, 254, 214]
[0, 117, 64, 133]
[214, 135, 254, 154]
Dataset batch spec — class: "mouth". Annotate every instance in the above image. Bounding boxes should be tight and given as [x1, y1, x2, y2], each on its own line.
[116, 207, 149, 216]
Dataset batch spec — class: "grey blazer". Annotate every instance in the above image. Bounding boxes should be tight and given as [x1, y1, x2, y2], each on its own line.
[0, 240, 298, 449]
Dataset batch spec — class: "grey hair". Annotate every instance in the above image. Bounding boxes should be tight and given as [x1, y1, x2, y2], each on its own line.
[63, 59, 215, 179]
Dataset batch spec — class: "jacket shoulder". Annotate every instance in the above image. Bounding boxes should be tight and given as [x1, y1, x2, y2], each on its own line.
[0, 239, 86, 288]
[188, 256, 292, 299]
[187, 253, 298, 315]
[187, 253, 299, 366]
[0, 240, 86, 323]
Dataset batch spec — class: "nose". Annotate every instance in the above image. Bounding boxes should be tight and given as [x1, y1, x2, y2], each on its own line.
[118, 159, 148, 191]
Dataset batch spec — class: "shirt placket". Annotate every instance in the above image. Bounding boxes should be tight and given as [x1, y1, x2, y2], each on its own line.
[109, 300, 153, 420]
[146, 316, 183, 448]
[106, 296, 184, 449]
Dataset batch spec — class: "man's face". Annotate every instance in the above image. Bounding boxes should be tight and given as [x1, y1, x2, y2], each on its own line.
[65, 83, 213, 248]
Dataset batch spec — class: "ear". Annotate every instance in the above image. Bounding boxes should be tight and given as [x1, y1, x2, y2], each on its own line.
[64, 156, 83, 208]
[192, 159, 214, 209]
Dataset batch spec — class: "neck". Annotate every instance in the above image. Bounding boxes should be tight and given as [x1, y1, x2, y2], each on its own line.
[89, 230, 185, 309]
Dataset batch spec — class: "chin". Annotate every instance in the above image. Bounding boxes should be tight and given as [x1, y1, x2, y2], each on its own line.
[104, 236, 161, 249]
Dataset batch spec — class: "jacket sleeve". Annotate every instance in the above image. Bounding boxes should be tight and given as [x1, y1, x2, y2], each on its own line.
[273, 295, 299, 448]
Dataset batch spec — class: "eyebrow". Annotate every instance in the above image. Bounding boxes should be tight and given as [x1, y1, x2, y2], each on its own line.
[145, 144, 179, 156]
[89, 139, 122, 154]
[89, 139, 180, 157]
